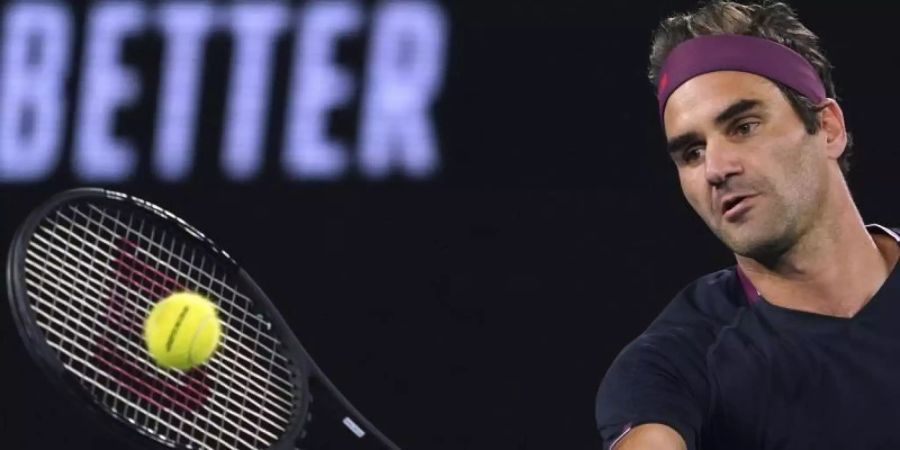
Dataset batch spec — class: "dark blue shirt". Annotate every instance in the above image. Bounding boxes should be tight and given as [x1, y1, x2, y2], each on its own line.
[596, 225, 900, 449]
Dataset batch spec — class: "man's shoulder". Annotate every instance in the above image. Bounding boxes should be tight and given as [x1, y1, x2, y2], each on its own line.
[595, 270, 740, 437]
[612, 268, 750, 367]
[645, 267, 748, 335]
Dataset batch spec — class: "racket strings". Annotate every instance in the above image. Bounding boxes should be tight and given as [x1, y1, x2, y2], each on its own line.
[25, 238, 289, 427]
[27, 211, 280, 449]
[84, 204, 289, 354]
[109, 205, 301, 446]
[24, 257, 211, 411]
[25, 214, 246, 448]
[37, 206, 294, 448]
[33, 213, 296, 409]
[22, 203, 303, 450]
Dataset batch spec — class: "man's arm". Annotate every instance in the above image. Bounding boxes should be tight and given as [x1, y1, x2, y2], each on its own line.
[596, 328, 711, 450]
[596, 282, 729, 450]
[612, 424, 687, 450]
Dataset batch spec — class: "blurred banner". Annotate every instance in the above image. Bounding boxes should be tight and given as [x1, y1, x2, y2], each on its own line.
[0, 1, 448, 184]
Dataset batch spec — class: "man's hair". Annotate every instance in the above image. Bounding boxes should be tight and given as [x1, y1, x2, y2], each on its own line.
[648, 0, 853, 176]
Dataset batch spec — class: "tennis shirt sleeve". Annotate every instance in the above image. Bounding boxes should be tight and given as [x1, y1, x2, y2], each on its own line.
[595, 284, 728, 450]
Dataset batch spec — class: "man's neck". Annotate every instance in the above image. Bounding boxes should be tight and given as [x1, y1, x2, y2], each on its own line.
[737, 217, 898, 319]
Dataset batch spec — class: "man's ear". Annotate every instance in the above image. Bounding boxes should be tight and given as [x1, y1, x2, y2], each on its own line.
[819, 98, 848, 160]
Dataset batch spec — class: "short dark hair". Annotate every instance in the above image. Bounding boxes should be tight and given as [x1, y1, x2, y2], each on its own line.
[648, 1, 853, 176]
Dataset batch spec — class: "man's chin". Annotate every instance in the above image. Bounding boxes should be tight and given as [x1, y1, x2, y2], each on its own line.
[717, 222, 767, 256]
[722, 228, 792, 263]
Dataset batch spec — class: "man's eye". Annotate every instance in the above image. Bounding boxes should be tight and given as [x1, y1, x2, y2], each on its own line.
[682, 147, 704, 163]
[734, 122, 759, 136]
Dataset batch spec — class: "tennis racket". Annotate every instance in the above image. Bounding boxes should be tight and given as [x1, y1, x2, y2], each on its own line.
[6, 188, 402, 450]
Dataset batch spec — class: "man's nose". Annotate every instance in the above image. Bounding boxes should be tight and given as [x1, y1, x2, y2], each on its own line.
[704, 139, 743, 186]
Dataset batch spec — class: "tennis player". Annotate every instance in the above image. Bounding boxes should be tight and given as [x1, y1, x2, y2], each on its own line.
[595, 2, 900, 449]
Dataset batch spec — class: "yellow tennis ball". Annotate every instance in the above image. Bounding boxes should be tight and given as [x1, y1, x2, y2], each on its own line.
[144, 291, 222, 370]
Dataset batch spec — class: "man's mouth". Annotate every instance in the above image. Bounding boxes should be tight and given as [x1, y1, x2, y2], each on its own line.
[721, 194, 757, 220]
[723, 196, 744, 212]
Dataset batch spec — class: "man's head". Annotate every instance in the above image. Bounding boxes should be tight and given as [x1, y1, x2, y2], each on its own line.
[648, 1, 852, 262]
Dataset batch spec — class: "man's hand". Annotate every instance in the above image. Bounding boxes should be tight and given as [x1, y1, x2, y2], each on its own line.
[612, 423, 687, 450]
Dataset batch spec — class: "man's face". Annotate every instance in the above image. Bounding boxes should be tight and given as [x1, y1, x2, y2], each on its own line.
[663, 71, 831, 260]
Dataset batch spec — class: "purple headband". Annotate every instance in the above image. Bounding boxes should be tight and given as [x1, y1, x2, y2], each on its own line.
[656, 34, 826, 120]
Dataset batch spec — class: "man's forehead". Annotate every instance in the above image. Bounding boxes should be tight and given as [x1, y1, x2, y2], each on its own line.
[664, 71, 779, 133]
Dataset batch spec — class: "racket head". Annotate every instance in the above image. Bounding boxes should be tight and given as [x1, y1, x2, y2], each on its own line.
[6, 188, 312, 449]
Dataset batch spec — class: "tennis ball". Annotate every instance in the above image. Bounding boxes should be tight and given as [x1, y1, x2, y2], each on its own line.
[144, 291, 222, 370]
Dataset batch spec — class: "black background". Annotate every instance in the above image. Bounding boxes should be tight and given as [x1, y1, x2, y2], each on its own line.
[2, 1, 899, 449]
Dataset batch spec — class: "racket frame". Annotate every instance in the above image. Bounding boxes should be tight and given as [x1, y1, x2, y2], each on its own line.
[7, 188, 400, 450]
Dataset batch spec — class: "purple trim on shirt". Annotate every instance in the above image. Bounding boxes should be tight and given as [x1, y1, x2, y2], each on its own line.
[736, 266, 760, 305]
[609, 422, 633, 450]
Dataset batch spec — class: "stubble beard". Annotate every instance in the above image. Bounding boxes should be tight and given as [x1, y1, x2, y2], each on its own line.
[717, 181, 824, 267]
[724, 216, 797, 265]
